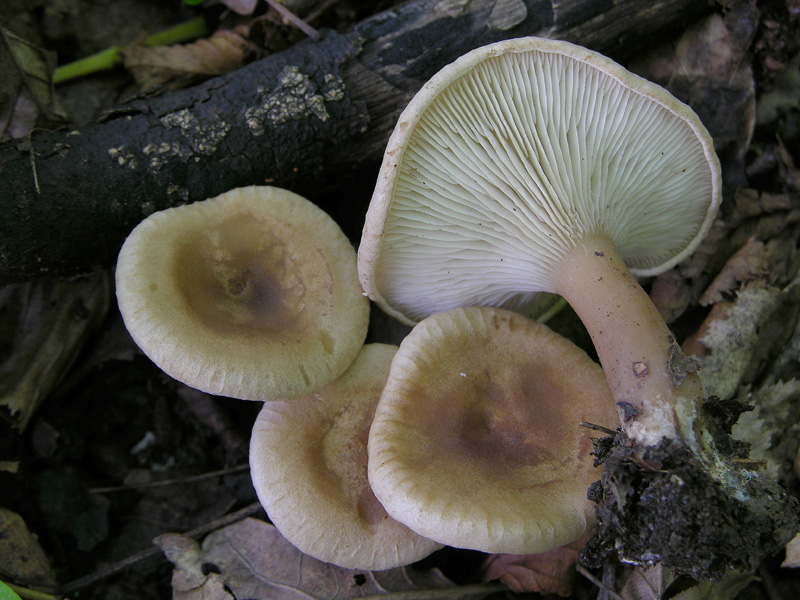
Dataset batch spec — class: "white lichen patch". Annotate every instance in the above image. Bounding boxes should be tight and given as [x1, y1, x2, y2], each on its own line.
[735, 379, 800, 480]
[696, 286, 783, 400]
[322, 74, 345, 102]
[166, 185, 190, 203]
[143, 141, 188, 171]
[159, 108, 231, 156]
[245, 66, 342, 136]
[108, 146, 138, 169]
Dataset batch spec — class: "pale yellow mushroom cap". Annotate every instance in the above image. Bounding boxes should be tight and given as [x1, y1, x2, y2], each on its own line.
[249, 344, 442, 569]
[358, 36, 721, 326]
[115, 186, 369, 401]
[368, 306, 618, 554]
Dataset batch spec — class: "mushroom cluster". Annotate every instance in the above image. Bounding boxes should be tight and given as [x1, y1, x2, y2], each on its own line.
[116, 182, 614, 568]
[357, 36, 800, 579]
[358, 36, 721, 451]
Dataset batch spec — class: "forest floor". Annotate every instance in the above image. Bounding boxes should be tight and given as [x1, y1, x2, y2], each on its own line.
[1, 1, 799, 599]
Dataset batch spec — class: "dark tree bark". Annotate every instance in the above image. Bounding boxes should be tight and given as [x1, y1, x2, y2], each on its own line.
[0, 0, 711, 284]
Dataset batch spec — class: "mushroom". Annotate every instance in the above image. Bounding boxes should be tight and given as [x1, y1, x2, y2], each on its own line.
[358, 37, 721, 448]
[116, 185, 369, 401]
[368, 306, 618, 554]
[250, 343, 442, 569]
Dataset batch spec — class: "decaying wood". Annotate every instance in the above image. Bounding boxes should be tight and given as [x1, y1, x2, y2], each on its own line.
[0, 0, 710, 284]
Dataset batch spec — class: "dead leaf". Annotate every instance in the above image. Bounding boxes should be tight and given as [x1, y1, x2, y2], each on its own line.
[686, 283, 788, 400]
[155, 518, 489, 600]
[220, 0, 258, 15]
[731, 188, 793, 222]
[0, 507, 57, 592]
[0, 272, 110, 430]
[629, 12, 756, 161]
[0, 24, 66, 138]
[620, 564, 670, 600]
[735, 379, 800, 481]
[783, 532, 800, 568]
[158, 533, 231, 600]
[699, 237, 773, 306]
[650, 269, 691, 324]
[123, 28, 253, 91]
[669, 571, 756, 600]
[678, 218, 730, 279]
[481, 537, 586, 596]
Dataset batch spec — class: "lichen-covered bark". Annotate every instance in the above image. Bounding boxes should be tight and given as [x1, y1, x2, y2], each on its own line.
[0, 0, 709, 284]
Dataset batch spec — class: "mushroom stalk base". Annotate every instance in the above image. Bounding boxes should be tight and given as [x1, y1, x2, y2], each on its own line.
[554, 234, 702, 447]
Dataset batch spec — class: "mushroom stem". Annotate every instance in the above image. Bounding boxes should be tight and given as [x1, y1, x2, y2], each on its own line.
[554, 234, 703, 447]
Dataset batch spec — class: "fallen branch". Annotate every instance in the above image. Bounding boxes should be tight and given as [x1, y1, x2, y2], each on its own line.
[0, 0, 710, 284]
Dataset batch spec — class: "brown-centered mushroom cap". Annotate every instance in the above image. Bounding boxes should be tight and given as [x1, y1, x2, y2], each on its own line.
[368, 306, 618, 554]
[250, 343, 441, 569]
[116, 186, 369, 401]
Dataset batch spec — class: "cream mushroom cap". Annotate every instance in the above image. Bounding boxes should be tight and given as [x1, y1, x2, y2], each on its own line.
[368, 306, 618, 554]
[358, 36, 721, 326]
[116, 185, 369, 401]
[250, 343, 442, 569]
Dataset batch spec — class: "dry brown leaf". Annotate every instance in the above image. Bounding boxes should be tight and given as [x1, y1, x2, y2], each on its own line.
[0, 24, 66, 138]
[123, 28, 252, 91]
[620, 564, 668, 600]
[155, 518, 482, 600]
[220, 0, 258, 15]
[0, 507, 57, 591]
[783, 532, 800, 568]
[669, 572, 756, 600]
[0, 272, 110, 430]
[481, 537, 586, 597]
[685, 281, 793, 400]
[731, 188, 793, 222]
[699, 237, 773, 306]
[629, 12, 756, 162]
[650, 269, 691, 324]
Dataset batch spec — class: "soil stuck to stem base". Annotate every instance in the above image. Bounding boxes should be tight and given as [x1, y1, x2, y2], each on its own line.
[581, 403, 800, 581]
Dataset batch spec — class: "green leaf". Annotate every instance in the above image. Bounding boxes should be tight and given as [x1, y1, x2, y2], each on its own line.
[0, 581, 22, 600]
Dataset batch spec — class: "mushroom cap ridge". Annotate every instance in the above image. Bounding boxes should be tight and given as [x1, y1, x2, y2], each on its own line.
[116, 185, 369, 401]
[358, 36, 721, 326]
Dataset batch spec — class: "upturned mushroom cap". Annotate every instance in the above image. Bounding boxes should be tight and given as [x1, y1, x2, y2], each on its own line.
[116, 186, 369, 401]
[368, 306, 618, 554]
[250, 343, 441, 569]
[359, 36, 721, 326]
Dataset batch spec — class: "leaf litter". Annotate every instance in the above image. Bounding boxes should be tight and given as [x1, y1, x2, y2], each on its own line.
[155, 518, 501, 600]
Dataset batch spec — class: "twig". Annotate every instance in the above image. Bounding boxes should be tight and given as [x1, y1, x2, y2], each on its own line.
[759, 563, 784, 600]
[576, 563, 624, 600]
[60, 501, 264, 595]
[89, 464, 250, 493]
[305, 0, 341, 23]
[580, 422, 618, 436]
[599, 561, 616, 600]
[264, 0, 321, 41]
[358, 583, 507, 599]
[52, 16, 208, 84]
